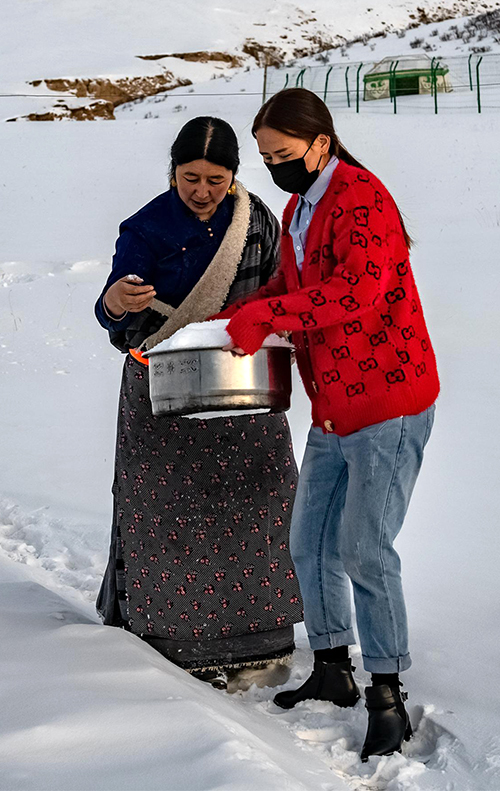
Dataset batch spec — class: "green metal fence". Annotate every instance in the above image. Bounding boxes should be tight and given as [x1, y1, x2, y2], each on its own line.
[263, 52, 500, 114]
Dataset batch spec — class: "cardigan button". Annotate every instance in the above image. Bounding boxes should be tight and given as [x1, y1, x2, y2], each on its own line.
[324, 420, 334, 433]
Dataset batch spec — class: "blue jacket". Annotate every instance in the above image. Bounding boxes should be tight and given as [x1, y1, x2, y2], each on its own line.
[95, 188, 233, 332]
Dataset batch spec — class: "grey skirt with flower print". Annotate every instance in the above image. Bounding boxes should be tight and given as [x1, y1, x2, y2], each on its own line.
[97, 354, 303, 671]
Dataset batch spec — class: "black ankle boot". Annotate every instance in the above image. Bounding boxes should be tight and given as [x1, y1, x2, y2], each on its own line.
[361, 684, 412, 761]
[273, 659, 360, 710]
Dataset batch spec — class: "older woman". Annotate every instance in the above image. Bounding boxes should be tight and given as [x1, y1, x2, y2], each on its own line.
[95, 117, 303, 687]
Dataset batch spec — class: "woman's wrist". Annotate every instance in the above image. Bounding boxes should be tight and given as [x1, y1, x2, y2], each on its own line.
[103, 292, 128, 321]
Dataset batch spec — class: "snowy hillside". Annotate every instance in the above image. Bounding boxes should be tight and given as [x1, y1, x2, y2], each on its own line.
[5, 0, 497, 80]
[3, 0, 500, 119]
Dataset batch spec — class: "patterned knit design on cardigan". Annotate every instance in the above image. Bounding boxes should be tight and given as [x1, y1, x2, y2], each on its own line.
[226, 161, 440, 436]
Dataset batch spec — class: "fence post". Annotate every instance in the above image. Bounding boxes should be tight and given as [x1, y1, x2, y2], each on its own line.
[345, 66, 351, 108]
[468, 53, 474, 91]
[432, 60, 441, 114]
[356, 63, 363, 112]
[388, 60, 395, 102]
[430, 57, 437, 97]
[476, 56, 483, 113]
[262, 61, 268, 105]
[295, 68, 306, 88]
[391, 60, 399, 113]
[324, 65, 333, 102]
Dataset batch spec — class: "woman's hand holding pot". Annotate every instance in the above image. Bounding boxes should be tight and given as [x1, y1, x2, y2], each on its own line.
[222, 339, 247, 356]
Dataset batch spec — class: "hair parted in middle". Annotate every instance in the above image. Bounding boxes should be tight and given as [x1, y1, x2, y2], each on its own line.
[169, 116, 240, 181]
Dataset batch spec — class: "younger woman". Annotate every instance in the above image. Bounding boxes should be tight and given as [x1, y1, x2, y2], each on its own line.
[222, 89, 439, 759]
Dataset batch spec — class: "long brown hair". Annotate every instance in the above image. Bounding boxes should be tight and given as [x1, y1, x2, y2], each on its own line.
[252, 88, 412, 249]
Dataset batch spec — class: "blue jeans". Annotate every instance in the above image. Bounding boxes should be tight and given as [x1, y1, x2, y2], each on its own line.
[290, 406, 435, 673]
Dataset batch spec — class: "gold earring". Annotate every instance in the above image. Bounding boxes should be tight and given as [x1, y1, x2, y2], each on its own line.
[171, 177, 177, 188]
[228, 183, 236, 196]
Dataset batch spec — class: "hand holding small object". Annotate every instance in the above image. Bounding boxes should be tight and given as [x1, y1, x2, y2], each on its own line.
[104, 274, 156, 317]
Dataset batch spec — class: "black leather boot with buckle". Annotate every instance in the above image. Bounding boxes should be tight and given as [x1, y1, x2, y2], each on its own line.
[273, 658, 360, 709]
[361, 684, 413, 761]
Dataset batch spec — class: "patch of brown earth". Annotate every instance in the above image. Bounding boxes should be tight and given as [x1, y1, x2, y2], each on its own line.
[137, 51, 243, 67]
[293, 32, 335, 59]
[242, 41, 284, 67]
[244, 2, 499, 64]
[25, 101, 116, 121]
[406, 4, 469, 29]
[20, 72, 192, 121]
[35, 73, 191, 104]
[243, 32, 334, 65]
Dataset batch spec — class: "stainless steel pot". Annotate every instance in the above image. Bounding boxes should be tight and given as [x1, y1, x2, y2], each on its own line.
[144, 346, 292, 417]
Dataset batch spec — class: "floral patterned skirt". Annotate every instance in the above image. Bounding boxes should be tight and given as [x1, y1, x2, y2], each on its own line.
[97, 355, 303, 671]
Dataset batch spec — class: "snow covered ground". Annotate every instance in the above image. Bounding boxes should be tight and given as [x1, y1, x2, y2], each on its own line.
[2, 103, 500, 788]
[2, 1, 500, 785]
[0, 554, 345, 791]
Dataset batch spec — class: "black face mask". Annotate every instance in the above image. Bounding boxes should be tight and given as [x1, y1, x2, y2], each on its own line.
[265, 139, 323, 195]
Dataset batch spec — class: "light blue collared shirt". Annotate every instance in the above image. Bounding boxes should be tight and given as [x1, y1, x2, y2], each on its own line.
[289, 155, 339, 272]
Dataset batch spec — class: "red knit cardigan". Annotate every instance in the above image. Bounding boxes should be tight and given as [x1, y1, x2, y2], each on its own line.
[224, 160, 440, 436]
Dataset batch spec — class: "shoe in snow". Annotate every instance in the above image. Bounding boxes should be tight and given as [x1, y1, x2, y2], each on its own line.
[361, 684, 412, 761]
[273, 659, 360, 710]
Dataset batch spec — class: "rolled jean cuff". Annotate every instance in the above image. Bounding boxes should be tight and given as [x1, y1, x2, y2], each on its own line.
[308, 628, 356, 651]
[362, 652, 412, 673]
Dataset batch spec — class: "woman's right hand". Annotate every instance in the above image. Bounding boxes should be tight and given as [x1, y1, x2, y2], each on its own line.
[222, 339, 248, 356]
[104, 276, 156, 317]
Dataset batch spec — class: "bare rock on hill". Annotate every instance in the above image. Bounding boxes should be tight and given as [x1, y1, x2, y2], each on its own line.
[137, 51, 243, 67]
[19, 73, 192, 121]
